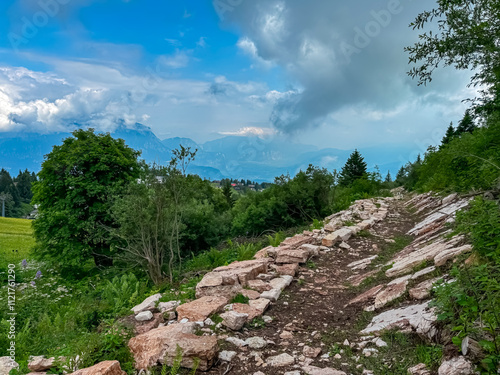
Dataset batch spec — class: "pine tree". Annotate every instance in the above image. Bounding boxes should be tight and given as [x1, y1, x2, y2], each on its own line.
[385, 171, 392, 183]
[455, 110, 476, 135]
[441, 122, 456, 146]
[339, 150, 368, 186]
[222, 180, 235, 207]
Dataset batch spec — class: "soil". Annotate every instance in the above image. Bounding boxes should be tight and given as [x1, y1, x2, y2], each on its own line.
[204, 197, 421, 375]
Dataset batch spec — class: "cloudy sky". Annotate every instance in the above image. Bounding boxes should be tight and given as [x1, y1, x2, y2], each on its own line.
[0, 0, 476, 157]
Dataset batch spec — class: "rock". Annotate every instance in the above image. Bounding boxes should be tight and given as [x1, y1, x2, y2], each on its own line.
[158, 300, 180, 313]
[276, 249, 310, 264]
[195, 272, 243, 300]
[260, 288, 281, 302]
[281, 234, 313, 248]
[438, 356, 474, 375]
[270, 277, 290, 291]
[386, 238, 460, 278]
[249, 298, 271, 313]
[136, 313, 164, 335]
[135, 311, 153, 321]
[219, 351, 237, 362]
[226, 337, 247, 347]
[322, 228, 353, 247]
[373, 338, 387, 347]
[372, 275, 410, 309]
[247, 279, 272, 292]
[28, 357, 55, 372]
[220, 311, 248, 330]
[284, 372, 301, 375]
[266, 353, 295, 367]
[408, 199, 469, 236]
[361, 302, 437, 340]
[69, 361, 126, 375]
[246, 336, 268, 349]
[339, 241, 351, 250]
[241, 289, 261, 300]
[0, 357, 19, 375]
[232, 303, 262, 321]
[131, 293, 162, 314]
[275, 263, 299, 276]
[411, 266, 436, 280]
[128, 323, 218, 371]
[408, 363, 431, 375]
[254, 246, 273, 259]
[176, 296, 228, 322]
[301, 365, 347, 375]
[409, 278, 441, 300]
[303, 346, 322, 358]
[301, 244, 321, 256]
[347, 285, 384, 306]
[347, 256, 377, 271]
[280, 330, 294, 340]
[434, 245, 473, 266]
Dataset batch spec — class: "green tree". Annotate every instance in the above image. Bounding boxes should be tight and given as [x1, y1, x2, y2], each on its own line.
[32, 129, 141, 269]
[339, 150, 368, 186]
[384, 171, 392, 183]
[441, 122, 456, 147]
[15, 169, 36, 202]
[406, 0, 500, 114]
[0, 169, 20, 217]
[455, 110, 476, 136]
[222, 180, 236, 207]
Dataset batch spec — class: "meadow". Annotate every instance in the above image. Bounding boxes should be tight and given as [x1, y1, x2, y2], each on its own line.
[0, 217, 34, 269]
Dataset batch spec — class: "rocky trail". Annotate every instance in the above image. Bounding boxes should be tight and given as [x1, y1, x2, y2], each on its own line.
[20, 190, 478, 375]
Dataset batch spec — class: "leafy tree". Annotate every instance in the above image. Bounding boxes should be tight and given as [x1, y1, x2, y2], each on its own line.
[441, 123, 456, 147]
[0, 169, 20, 217]
[339, 150, 368, 186]
[32, 129, 141, 269]
[455, 110, 476, 136]
[406, 0, 500, 114]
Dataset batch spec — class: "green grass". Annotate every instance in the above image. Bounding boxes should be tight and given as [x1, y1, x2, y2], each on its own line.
[0, 217, 35, 267]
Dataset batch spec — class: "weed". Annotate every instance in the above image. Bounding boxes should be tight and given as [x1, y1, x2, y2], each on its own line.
[231, 293, 249, 304]
[306, 261, 317, 269]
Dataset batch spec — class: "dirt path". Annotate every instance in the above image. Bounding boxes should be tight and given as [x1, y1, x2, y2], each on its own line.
[206, 196, 419, 375]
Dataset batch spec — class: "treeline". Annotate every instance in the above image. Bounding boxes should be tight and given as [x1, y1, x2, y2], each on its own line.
[32, 130, 391, 284]
[0, 168, 37, 217]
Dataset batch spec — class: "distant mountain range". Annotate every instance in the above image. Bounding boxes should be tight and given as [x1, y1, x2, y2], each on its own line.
[0, 123, 409, 182]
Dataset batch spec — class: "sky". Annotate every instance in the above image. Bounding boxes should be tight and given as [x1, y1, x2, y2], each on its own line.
[0, 0, 477, 160]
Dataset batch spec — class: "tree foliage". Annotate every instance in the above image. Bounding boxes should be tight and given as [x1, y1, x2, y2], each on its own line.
[406, 0, 500, 114]
[32, 129, 141, 269]
[339, 150, 368, 186]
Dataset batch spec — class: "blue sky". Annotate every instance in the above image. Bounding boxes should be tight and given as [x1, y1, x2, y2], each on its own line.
[0, 0, 476, 158]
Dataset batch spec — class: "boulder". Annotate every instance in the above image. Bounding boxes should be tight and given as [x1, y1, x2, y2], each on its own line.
[128, 323, 218, 371]
[135, 311, 153, 321]
[266, 353, 295, 367]
[213, 259, 269, 285]
[322, 228, 353, 247]
[233, 303, 263, 321]
[247, 279, 272, 292]
[220, 311, 248, 330]
[281, 234, 313, 248]
[28, 357, 55, 372]
[0, 357, 19, 375]
[438, 357, 474, 375]
[176, 296, 228, 322]
[69, 361, 126, 375]
[276, 249, 309, 264]
[274, 263, 299, 276]
[195, 272, 243, 300]
[361, 302, 437, 340]
[131, 293, 162, 314]
[409, 278, 441, 300]
[158, 300, 180, 313]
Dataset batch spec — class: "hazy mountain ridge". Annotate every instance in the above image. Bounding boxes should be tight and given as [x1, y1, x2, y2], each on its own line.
[0, 123, 407, 181]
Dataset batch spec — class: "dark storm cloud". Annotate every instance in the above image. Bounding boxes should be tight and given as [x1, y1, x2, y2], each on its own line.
[217, 0, 447, 133]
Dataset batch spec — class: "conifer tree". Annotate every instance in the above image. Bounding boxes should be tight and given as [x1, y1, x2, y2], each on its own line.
[385, 171, 392, 183]
[455, 110, 476, 135]
[339, 150, 367, 186]
[441, 122, 456, 146]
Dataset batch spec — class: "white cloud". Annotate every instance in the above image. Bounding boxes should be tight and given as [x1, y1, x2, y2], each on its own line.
[219, 126, 277, 138]
[157, 50, 190, 69]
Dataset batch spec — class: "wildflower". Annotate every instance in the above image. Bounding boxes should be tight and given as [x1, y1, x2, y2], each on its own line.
[31, 281, 36, 287]
[35, 270, 42, 279]
[21, 259, 28, 268]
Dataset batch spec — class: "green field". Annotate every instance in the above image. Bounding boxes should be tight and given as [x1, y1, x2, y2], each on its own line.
[0, 217, 35, 267]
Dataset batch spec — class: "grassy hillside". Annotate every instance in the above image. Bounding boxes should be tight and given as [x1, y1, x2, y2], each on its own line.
[0, 217, 35, 268]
